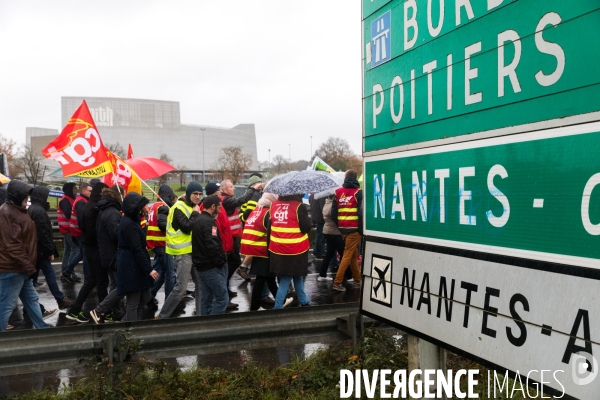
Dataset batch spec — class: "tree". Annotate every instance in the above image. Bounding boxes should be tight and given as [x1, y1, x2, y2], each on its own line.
[215, 146, 252, 184]
[14, 144, 42, 184]
[314, 137, 363, 174]
[105, 142, 126, 159]
[159, 153, 173, 183]
[0, 133, 19, 175]
[271, 154, 290, 175]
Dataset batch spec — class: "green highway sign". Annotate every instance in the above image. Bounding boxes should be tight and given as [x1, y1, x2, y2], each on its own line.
[364, 122, 600, 268]
[363, 0, 600, 152]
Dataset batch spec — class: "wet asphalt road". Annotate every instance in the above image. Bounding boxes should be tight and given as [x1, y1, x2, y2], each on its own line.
[7, 256, 361, 330]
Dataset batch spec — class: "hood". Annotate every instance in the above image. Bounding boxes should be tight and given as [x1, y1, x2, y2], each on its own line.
[62, 182, 77, 200]
[158, 184, 175, 207]
[7, 180, 33, 207]
[122, 192, 149, 219]
[342, 177, 361, 189]
[97, 194, 122, 212]
[186, 181, 203, 202]
[0, 187, 7, 206]
[30, 186, 50, 205]
[89, 182, 109, 203]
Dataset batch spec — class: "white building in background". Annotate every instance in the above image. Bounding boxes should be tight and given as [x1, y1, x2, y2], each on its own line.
[28, 96, 259, 180]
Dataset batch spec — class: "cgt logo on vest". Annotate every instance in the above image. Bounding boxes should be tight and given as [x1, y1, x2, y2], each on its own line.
[339, 193, 354, 206]
[273, 204, 290, 223]
[246, 211, 260, 226]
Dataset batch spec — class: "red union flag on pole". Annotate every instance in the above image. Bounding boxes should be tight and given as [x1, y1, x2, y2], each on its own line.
[41, 100, 112, 177]
[127, 144, 134, 160]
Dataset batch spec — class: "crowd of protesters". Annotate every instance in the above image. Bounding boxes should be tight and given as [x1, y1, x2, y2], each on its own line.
[0, 169, 363, 331]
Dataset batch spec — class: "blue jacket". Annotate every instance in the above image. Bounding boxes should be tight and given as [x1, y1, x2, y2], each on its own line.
[117, 193, 152, 295]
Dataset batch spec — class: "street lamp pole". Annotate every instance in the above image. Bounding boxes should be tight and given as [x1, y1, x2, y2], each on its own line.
[310, 136, 312, 161]
[288, 144, 291, 161]
[268, 149, 271, 176]
[200, 127, 206, 183]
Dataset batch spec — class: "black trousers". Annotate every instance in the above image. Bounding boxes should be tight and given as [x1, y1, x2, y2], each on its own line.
[320, 234, 345, 277]
[227, 237, 242, 284]
[71, 245, 109, 313]
[250, 276, 278, 311]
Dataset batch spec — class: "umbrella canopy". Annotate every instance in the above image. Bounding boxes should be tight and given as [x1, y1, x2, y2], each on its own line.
[125, 157, 176, 180]
[313, 172, 345, 199]
[0, 173, 10, 184]
[263, 170, 341, 196]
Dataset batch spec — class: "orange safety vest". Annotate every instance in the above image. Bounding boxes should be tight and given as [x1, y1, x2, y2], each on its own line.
[221, 195, 243, 238]
[240, 207, 269, 258]
[146, 202, 166, 249]
[57, 195, 75, 234]
[268, 200, 309, 256]
[335, 187, 360, 230]
[70, 196, 88, 237]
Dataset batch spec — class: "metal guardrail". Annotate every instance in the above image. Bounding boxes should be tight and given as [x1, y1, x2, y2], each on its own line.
[0, 302, 359, 376]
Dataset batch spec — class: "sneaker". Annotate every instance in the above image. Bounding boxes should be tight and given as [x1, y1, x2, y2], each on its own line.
[60, 273, 73, 283]
[317, 276, 333, 282]
[34, 282, 47, 290]
[283, 297, 294, 308]
[353, 281, 362, 288]
[6, 324, 14, 330]
[183, 290, 195, 299]
[89, 309, 103, 324]
[258, 307, 267, 311]
[57, 298, 73, 310]
[226, 301, 239, 310]
[300, 302, 311, 307]
[70, 274, 82, 283]
[332, 284, 346, 292]
[42, 309, 58, 319]
[236, 266, 251, 280]
[260, 297, 275, 306]
[66, 311, 89, 323]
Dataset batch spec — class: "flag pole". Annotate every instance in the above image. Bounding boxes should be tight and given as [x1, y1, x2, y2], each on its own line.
[128, 167, 171, 208]
[112, 172, 124, 202]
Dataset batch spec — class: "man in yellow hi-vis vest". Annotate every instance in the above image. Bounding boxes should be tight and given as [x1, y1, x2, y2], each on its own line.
[157, 182, 203, 319]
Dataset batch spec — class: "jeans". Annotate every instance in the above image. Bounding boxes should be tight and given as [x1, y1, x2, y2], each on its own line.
[151, 247, 175, 300]
[95, 270, 124, 316]
[36, 258, 65, 303]
[0, 273, 50, 332]
[275, 275, 308, 309]
[123, 289, 152, 322]
[313, 222, 325, 257]
[70, 245, 109, 314]
[66, 235, 88, 279]
[198, 264, 229, 316]
[334, 232, 362, 285]
[61, 233, 75, 275]
[158, 254, 201, 319]
[321, 234, 345, 277]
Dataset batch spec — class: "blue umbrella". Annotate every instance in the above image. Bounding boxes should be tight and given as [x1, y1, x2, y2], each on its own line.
[263, 170, 340, 196]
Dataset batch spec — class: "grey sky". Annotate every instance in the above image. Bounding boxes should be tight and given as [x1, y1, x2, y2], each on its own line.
[0, 1, 362, 163]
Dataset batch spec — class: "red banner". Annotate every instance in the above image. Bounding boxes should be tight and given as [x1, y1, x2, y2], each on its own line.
[41, 100, 112, 177]
[127, 144, 134, 160]
[102, 152, 142, 194]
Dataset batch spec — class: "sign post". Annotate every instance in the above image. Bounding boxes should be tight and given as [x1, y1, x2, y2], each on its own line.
[361, 1, 600, 398]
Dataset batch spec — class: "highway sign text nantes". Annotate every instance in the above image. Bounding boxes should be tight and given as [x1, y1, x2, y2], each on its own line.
[361, 0, 600, 398]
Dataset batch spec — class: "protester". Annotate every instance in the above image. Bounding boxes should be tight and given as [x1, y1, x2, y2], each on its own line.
[241, 193, 291, 310]
[117, 193, 159, 321]
[0, 187, 6, 206]
[193, 195, 229, 315]
[66, 183, 91, 281]
[27, 186, 73, 309]
[318, 195, 344, 281]
[308, 193, 327, 259]
[220, 179, 262, 306]
[0, 180, 50, 332]
[59, 182, 80, 282]
[269, 194, 312, 309]
[147, 184, 176, 307]
[157, 182, 203, 319]
[74, 185, 123, 324]
[331, 170, 363, 292]
[236, 174, 263, 280]
[65, 182, 109, 319]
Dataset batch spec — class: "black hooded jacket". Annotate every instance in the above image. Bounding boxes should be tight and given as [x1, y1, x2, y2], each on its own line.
[59, 182, 77, 219]
[80, 182, 108, 246]
[157, 184, 175, 233]
[96, 189, 123, 269]
[27, 186, 54, 260]
[331, 177, 363, 235]
[0, 187, 7, 207]
[172, 182, 202, 235]
[117, 193, 152, 295]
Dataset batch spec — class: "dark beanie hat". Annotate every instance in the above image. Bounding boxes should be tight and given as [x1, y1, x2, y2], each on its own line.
[186, 181, 203, 200]
[205, 182, 221, 195]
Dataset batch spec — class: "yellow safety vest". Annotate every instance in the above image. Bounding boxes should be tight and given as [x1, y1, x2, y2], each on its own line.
[166, 200, 193, 255]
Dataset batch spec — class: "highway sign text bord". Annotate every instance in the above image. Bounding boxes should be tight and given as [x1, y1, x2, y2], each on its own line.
[361, 0, 600, 398]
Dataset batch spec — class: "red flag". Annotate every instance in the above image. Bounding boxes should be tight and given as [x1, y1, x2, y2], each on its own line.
[41, 100, 112, 177]
[127, 144, 134, 160]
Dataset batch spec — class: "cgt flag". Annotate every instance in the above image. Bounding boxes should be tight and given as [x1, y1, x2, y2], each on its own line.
[41, 100, 112, 177]
[102, 151, 142, 194]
